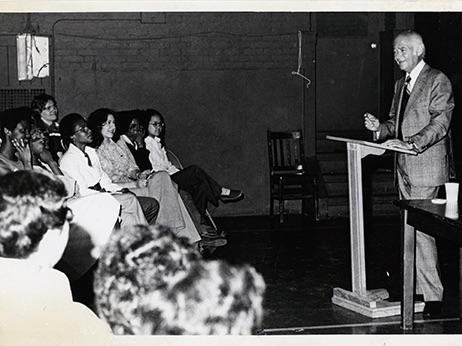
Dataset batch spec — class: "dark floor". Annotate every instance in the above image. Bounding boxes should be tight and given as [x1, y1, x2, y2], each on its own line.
[208, 214, 462, 335]
[71, 214, 462, 335]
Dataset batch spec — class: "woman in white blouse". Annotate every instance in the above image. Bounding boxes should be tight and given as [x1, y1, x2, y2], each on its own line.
[144, 109, 243, 225]
[58, 113, 158, 230]
[29, 124, 121, 280]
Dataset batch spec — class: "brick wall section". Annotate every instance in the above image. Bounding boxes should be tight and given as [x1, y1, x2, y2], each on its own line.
[52, 13, 310, 72]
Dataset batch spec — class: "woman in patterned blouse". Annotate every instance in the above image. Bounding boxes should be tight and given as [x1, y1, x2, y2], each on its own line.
[87, 108, 202, 244]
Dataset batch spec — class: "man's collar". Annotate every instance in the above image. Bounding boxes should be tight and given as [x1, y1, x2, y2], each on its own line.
[68, 143, 89, 156]
[121, 134, 135, 147]
[407, 59, 426, 86]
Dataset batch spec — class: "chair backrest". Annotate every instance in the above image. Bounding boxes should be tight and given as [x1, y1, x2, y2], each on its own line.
[267, 130, 305, 175]
[166, 149, 184, 170]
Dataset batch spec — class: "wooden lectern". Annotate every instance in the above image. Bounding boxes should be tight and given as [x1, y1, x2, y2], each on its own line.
[326, 135, 425, 318]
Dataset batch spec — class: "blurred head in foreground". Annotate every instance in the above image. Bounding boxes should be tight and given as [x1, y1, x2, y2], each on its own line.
[0, 170, 71, 267]
[94, 224, 265, 335]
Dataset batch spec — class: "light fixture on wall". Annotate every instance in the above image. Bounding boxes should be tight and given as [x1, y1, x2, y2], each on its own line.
[16, 14, 49, 81]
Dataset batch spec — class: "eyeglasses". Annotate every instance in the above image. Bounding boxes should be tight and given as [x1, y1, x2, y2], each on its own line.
[72, 125, 90, 135]
[43, 104, 57, 111]
[148, 121, 163, 127]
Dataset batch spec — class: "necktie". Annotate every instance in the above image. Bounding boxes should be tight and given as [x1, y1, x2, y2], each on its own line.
[84, 152, 92, 167]
[398, 76, 412, 140]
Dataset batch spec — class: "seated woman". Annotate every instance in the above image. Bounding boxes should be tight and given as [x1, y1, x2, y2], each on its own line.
[31, 93, 65, 162]
[0, 107, 33, 174]
[87, 108, 204, 245]
[94, 223, 265, 335]
[117, 109, 226, 244]
[0, 170, 112, 343]
[144, 109, 243, 227]
[58, 113, 158, 229]
[29, 124, 121, 281]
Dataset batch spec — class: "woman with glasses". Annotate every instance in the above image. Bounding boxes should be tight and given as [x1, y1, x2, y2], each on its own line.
[29, 123, 121, 281]
[31, 93, 65, 162]
[115, 109, 152, 172]
[58, 113, 159, 230]
[144, 109, 243, 228]
[87, 108, 202, 245]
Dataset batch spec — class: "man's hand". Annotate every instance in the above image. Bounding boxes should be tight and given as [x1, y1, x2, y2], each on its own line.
[364, 113, 380, 132]
[382, 139, 416, 151]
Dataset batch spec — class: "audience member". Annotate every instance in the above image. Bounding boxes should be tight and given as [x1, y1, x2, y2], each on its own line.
[144, 109, 243, 229]
[0, 107, 33, 174]
[117, 109, 226, 247]
[115, 109, 152, 171]
[31, 93, 65, 162]
[0, 170, 112, 343]
[87, 108, 204, 245]
[94, 224, 265, 335]
[29, 124, 121, 281]
[58, 113, 158, 228]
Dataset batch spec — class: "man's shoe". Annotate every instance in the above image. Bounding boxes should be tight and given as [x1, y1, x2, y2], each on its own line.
[423, 301, 443, 317]
[200, 224, 222, 239]
[200, 236, 227, 248]
[220, 189, 243, 202]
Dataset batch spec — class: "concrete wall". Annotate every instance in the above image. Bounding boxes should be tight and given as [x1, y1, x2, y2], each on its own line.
[0, 12, 386, 216]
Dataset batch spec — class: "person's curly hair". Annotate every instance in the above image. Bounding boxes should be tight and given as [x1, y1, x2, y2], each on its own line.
[94, 223, 265, 335]
[138, 260, 266, 335]
[94, 224, 201, 335]
[0, 170, 68, 259]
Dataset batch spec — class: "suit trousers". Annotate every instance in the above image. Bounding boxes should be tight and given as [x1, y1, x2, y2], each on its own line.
[131, 171, 201, 243]
[171, 165, 222, 219]
[136, 196, 159, 225]
[397, 169, 443, 302]
[111, 193, 149, 228]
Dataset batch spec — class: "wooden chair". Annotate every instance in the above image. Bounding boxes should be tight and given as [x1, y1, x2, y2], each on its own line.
[267, 130, 318, 223]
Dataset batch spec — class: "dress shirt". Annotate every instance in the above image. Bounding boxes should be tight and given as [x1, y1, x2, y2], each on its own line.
[121, 134, 137, 150]
[407, 59, 426, 93]
[96, 139, 139, 183]
[59, 143, 121, 196]
[145, 136, 180, 175]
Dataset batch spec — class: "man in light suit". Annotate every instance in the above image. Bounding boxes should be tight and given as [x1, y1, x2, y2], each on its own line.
[364, 30, 454, 317]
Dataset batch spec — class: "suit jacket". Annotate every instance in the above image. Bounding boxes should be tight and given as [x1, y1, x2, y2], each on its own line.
[125, 140, 153, 172]
[377, 63, 454, 187]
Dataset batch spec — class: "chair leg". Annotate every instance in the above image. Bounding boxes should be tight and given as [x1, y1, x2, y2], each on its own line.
[279, 200, 284, 223]
[278, 177, 284, 223]
[270, 192, 274, 217]
[313, 180, 319, 221]
[205, 209, 218, 231]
